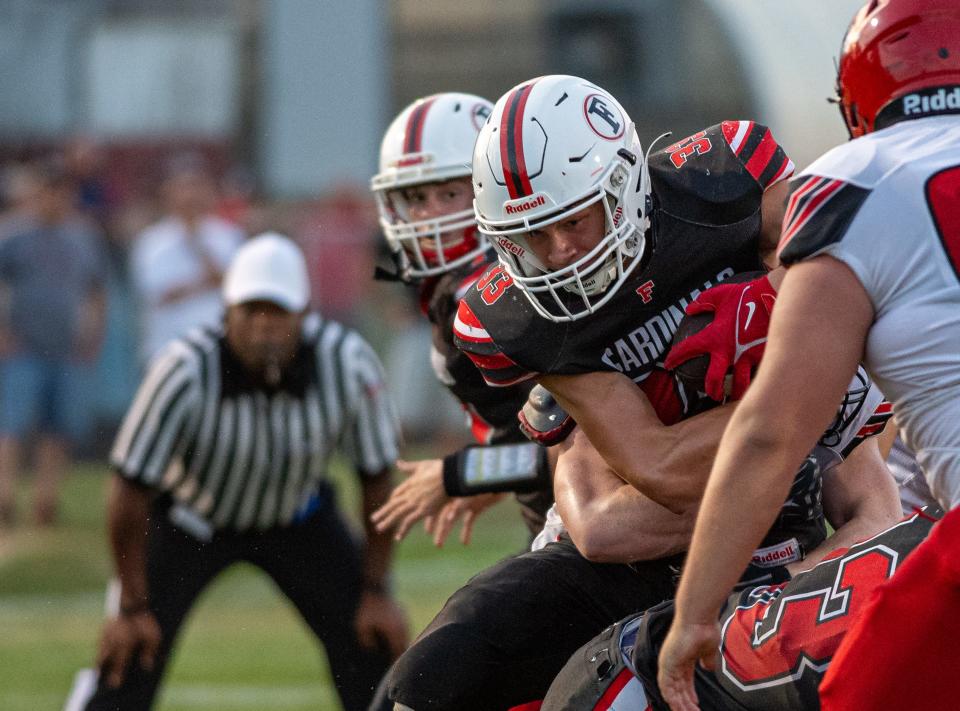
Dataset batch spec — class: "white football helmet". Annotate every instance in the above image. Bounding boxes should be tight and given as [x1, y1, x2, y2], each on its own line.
[473, 75, 654, 322]
[372, 92, 494, 280]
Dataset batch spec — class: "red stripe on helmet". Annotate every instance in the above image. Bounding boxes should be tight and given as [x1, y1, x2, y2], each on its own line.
[499, 89, 518, 198]
[511, 84, 535, 197]
[499, 82, 538, 199]
[403, 96, 437, 156]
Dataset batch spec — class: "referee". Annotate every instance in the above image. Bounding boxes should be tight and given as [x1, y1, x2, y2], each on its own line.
[72, 233, 408, 711]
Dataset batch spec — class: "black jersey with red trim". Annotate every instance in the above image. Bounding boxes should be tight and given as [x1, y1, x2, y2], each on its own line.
[630, 508, 938, 711]
[422, 255, 535, 446]
[453, 121, 897, 567]
[454, 121, 791, 411]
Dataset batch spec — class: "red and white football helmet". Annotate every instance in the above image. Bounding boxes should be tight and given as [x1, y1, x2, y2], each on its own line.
[372, 93, 494, 280]
[837, 0, 960, 138]
[472, 75, 653, 322]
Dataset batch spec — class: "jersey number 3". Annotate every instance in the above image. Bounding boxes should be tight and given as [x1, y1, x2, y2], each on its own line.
[720, 545, 898, 689]
[927, 165, 960, 281]
[477, 266, 513, 305]
[666, 131, 713, 169]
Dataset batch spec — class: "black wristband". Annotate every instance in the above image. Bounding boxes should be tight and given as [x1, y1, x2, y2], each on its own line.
[442, 443, 550, 497]
[442, 451, 465, 496]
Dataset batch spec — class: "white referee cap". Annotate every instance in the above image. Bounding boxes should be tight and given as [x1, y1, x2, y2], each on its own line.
[223, 232, 310, 312]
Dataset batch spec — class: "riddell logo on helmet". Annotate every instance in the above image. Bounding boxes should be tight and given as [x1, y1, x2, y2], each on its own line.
[903, 87, 960, 115]
[497, 237, 525, 257]
[504, 195, 546, 214]
[394, 155, 431, 168]
[612, 206, 624, 228]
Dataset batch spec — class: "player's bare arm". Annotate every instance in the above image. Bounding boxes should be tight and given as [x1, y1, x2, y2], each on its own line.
[370, 458, 448, 540]
[659, 255, 873, 707]
[788, 437, 901, 574]
[758, 178, 790, 268]
[428, 492, 507, 547]
[540, 369, 735, 514]
[554, 426, 693, 562]
[820, 436, 902, 542]
[875, 412, 899, 458]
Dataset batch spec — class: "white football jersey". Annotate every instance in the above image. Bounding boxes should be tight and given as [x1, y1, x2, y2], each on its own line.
[779, 115, 960, 509]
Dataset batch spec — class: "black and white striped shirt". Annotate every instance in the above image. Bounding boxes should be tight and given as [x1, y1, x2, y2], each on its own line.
[111, 316, 400, 531]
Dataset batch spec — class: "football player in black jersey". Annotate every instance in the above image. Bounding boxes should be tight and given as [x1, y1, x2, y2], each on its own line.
[385, 75, 901, 711]
[454, 75, 792, 513]
[541, 506, 939, 711]
[367, 93, 553, 545]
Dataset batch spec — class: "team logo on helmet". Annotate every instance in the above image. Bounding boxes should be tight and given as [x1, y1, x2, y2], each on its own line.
[471, 102, 492, 131]
[583, 94, 625, 140]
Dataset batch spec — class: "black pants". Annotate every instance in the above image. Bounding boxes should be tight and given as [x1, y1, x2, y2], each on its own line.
[386, 538, 682, 710]
[84, 496, 390, 711]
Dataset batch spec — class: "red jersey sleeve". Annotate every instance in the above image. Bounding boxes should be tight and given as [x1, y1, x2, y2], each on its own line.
[720, 120, 795, 190]
[453, 298, 537, 387]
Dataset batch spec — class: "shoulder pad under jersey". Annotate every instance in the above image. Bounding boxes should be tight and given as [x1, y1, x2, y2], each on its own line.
[649, 121, 794, 225]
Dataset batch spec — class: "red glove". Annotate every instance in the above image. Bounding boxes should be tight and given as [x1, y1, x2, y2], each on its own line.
[664, 275, 777, 402]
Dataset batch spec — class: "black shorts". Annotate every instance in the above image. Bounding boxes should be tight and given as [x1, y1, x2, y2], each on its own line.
[541, 612, 653, 711]
[386, 538, 683, 710]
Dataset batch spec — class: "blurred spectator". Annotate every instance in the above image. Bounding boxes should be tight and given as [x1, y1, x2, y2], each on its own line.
[129, 153, 244, 363]
[64, 135, 116, 231]
[300, 186, 378, 324]
[0, 156, 108, 528]
[0, 162, 43, 239]
[215, 164, 256, 229]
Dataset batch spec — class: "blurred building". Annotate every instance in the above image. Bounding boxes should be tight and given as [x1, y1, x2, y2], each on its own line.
[1, 0, 868, 200]
[0, 0, 387, 199]
[0, 0, 868, 450]
[390, 0, 866, 168]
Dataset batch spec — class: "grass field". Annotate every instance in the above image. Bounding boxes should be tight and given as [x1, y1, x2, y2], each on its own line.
[0, 459, 530, 710]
